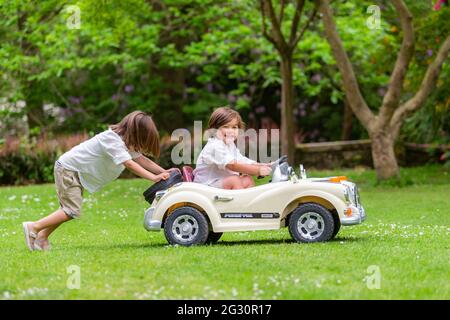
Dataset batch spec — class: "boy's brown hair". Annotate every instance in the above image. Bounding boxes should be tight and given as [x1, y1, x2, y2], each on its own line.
[110, 111, 160, 157]
[208, 106, 245, 130]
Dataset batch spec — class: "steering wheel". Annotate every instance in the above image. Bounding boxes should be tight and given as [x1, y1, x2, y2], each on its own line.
[271, 155, 288, 171]
[257, 155, 288, 180]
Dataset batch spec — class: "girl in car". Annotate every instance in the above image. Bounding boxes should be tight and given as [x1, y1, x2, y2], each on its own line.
[194, 106, 272, 189]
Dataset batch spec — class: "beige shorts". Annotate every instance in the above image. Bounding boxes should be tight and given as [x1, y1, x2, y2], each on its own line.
[54, 161, 84, 219]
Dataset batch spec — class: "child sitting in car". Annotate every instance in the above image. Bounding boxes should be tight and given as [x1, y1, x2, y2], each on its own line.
[193, 106, 272, 189]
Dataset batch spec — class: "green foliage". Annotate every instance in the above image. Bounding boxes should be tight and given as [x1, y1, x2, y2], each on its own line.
[400, 3, 450, 155]
[0, 0, 447, 146]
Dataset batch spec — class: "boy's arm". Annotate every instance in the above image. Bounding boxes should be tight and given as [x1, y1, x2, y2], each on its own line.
[123, 159, 169, 182]
[134, 156, 167, 174]
[226, 161, 271, 176]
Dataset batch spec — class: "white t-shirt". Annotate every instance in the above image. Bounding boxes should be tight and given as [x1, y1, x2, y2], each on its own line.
[193, 137, 256, 186]
[58, 129, 142, 193]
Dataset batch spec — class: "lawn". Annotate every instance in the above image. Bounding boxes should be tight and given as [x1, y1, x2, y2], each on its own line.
[0, 165, 449, 300]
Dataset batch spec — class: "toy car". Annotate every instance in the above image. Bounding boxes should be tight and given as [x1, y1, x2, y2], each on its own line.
[143, 156, 366, 246]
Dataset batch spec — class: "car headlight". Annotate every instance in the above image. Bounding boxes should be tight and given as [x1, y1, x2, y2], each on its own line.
[354, 185, 360, 206]
[343, 187, 350, 203]
[342, 181, 357, 205]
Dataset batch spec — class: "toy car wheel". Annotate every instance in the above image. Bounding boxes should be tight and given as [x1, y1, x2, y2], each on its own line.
[164, 207, 209, 246]
[288, 203, 334, 243]
[331, 212, 341, 239]
[206, 231, 223, 244]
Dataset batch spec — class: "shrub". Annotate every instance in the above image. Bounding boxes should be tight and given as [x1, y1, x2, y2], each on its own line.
[0, 133, 89, 185]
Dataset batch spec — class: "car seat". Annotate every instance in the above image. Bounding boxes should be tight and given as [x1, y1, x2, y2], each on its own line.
[182, 166, 195, 182]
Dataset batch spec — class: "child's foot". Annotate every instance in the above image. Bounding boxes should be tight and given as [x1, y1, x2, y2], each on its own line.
[34, 237, 51, 251]
[22, 222, 38, 251]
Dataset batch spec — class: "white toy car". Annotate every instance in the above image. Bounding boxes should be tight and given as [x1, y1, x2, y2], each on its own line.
[143, 156, 366, 246]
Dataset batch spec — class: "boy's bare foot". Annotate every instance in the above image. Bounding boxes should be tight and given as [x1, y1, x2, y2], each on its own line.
[22, 222, 38, 251]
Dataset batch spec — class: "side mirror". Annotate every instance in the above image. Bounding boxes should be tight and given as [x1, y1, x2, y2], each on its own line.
[299, 164, 307, 179]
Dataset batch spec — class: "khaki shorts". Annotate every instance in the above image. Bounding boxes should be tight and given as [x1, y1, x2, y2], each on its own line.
[54, 161, 84, 219]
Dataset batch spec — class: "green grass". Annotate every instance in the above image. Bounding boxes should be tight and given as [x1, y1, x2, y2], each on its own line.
[0, 165, 449, 299]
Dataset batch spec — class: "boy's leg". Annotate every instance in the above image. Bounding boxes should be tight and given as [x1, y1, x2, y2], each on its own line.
[241, 175, 255, 188]
[29, 209, 72, 235]
[34, 222, 62, 250]
[37, 221, 64, 240]
[24, 163, 82, 250]
[222, 176, 244, 189]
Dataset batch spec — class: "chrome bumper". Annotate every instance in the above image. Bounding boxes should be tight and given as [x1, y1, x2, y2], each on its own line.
[341, 205, 366, 226]
[143, 207, 161, 231]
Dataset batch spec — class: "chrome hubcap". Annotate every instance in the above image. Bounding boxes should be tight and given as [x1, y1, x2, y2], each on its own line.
[297, 212, 325, 240]
[172, 215, 199, 243]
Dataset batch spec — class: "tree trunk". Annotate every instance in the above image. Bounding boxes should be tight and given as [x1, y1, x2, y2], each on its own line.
[158, 67, 185, 132]
[280, 56, 295, 163]
[341, 97, 353, 140]
[370, 130, 400, 180]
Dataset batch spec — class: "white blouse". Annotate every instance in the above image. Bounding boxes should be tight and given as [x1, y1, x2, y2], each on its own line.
[193, 137, 256, 186]
[58, 129, 141, 193]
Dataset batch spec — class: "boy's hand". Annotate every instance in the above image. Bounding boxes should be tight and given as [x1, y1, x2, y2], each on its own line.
[258, 165, 272, 177]
[154, 172, 170, 182]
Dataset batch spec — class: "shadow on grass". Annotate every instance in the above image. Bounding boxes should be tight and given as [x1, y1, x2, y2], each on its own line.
[67, 235, 366, 251]
[217, 236, 366, 246]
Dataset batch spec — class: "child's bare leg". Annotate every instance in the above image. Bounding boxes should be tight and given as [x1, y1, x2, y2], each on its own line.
[37, 222, 64, 240]
[222, 176, 244, 189]
[241, 175, 255, 189]
[29, 209, 72, 236]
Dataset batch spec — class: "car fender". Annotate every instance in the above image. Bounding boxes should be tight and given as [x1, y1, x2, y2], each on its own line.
[153, 191, 220, 229]
[281, 189, 347, 220]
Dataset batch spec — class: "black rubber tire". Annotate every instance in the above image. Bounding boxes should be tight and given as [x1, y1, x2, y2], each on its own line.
[206, 231, 223, 244]
[288, 203, 335, 243]
[143, 170, 183, 204]
[164, 207, 209, 246]
[331, 211, 341, 239]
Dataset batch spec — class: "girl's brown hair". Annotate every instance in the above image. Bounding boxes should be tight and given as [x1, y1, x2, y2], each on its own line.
[208, 106, 245, 130]
[110, 111, 160, 157]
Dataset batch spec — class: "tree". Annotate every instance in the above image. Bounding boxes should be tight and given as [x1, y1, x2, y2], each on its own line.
[259, 0, 317, 163]
[316, 0, 450, 180]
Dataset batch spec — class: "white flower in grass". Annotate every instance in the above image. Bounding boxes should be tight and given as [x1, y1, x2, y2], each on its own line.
[8, 195, 16, 201]
[252, 282, 263, 299]
[2, 291, 12, 299]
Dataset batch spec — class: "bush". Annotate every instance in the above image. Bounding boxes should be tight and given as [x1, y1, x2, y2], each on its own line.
[0, 132, 179, 185]
[0, 133, 89, 185]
